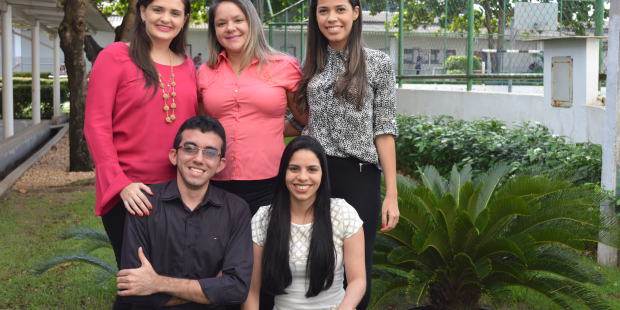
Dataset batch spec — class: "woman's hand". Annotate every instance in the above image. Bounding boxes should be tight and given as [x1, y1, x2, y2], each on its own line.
[120, 183, 153, 216]
[380, 194, 399, 232]
[375, 134, 399, 232]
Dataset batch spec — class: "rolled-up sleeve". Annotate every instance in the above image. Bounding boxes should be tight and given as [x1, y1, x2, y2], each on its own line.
[199, 202, 253, 304]
[372, 52, 399, 137]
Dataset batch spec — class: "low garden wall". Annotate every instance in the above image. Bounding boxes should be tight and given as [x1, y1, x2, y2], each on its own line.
[396, 88, 605, 145]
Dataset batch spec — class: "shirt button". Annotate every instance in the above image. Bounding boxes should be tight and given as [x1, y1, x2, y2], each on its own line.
[234, 89, 238, 93]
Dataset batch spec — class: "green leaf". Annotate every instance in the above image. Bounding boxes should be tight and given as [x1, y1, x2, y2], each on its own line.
[473, 162, 511, 218]
[476, 237, 526, 263]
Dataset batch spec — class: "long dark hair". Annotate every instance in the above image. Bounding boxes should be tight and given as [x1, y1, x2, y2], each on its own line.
[130, 0, 191, 92]
[295, 0, 367, 111]
[261, 136, 336, 297]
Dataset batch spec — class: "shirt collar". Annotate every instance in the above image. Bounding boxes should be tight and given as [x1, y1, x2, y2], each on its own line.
[161, 179, 225, 210]
[217, 50, 259, 65]
[327, 45, 346, 59]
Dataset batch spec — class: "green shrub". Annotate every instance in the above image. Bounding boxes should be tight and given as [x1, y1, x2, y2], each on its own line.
[13, 71, 53, 78]
[0, 78, 70, 119]
[396, 115, 601, 185]
[445, 55, 481, 72]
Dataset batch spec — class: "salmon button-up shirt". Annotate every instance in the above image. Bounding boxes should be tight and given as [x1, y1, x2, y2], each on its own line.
[197, 52, 301, 181]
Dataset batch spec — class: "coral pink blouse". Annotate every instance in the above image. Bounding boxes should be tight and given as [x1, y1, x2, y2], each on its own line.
[197, 52, 301, 181]
[85, 42, 198, 216]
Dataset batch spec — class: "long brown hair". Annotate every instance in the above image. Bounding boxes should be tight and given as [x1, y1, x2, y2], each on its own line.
[295, 0, 367, 111]
[206, 0, 275, 70]
[129, 0, 191, 93]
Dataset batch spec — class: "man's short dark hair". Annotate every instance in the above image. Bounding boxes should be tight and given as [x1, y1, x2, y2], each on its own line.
[173, 116, 227, 156]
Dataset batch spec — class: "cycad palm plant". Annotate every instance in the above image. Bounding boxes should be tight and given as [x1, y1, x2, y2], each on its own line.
[34, 227, 117, 285]
[372, 164, 613, 310]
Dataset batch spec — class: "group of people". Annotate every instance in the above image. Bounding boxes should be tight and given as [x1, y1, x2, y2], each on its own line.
[84, 0, 399, 309]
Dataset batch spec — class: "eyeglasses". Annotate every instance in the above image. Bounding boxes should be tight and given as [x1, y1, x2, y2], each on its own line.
[177, 144, 221, 159]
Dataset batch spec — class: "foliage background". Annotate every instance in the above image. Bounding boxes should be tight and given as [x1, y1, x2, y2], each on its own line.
[395, 115, 602, 185]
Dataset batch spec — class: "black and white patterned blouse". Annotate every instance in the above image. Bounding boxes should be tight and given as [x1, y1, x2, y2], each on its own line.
[302, 46, 398, 165]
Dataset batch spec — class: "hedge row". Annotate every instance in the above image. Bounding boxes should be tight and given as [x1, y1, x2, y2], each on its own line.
[12, 71, 53, 79]
[0, 78, 70, 119]
[396, 114, 601, 185]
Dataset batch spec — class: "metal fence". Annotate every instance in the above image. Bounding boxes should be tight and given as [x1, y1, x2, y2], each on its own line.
[257, 0, 608, 90]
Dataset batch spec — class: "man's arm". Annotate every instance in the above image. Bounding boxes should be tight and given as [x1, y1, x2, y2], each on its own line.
[197, 204, 253, 304]
[118, 204, 253, 305]
[117, 247, 210, 304]
[117, 207, 172, 308]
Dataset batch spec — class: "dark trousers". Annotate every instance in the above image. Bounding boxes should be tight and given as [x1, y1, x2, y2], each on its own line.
[327, 156, 381, 310]
[211, 177, 276, 216]
[102, 201, 127, 269]
[101, 202, 133, 310]
[211, 177, 277, 310]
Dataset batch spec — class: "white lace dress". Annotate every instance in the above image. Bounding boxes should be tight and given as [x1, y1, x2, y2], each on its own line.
[252, 198, 363, 310]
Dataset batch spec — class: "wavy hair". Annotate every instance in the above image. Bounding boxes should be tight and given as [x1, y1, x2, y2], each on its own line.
[295, 0, 366, 111]
[261, 136, 336, 297]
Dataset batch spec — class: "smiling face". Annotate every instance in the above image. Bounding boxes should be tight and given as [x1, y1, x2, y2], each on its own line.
[286, 149, 322, 207]
[214, 1, 249, 56]
[140, 0, 187, 46]
[169, 129, 226, 192]
[315, 0, 359, 51]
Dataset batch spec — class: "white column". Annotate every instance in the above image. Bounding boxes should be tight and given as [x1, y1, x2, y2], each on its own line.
[2, 4, 13, 139]
[52, 33, 60, 119]
[599, 0, 619, 266]
[31, 20, 40, 124]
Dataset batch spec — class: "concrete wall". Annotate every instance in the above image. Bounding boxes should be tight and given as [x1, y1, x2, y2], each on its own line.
[397, 88, 605, 144]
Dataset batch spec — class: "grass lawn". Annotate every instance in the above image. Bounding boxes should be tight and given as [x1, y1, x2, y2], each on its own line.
[0, 181, 115, 309]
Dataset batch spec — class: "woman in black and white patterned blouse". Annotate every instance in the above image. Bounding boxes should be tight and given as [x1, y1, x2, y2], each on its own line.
[294, 0, 400, 309]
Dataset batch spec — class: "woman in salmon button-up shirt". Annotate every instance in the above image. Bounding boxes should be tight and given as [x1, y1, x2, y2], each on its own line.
[197, 0, 305, 214]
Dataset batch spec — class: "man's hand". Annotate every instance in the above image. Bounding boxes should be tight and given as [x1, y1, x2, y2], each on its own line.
[117, 247, 160, 296]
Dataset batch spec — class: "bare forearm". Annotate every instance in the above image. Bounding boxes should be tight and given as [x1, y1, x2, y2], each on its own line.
[156, 276, 211, 304]
[375, 134, 397, 197]
[337, 278, 366, 310]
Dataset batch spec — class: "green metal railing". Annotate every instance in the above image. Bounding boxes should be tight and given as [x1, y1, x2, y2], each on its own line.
[259, 0, 608, 91]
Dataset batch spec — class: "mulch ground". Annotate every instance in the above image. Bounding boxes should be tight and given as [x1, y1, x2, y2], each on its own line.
[11, 133, 95, 192]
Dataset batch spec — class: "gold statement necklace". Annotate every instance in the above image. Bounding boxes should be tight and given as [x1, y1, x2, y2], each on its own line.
[158, 50, 177, 123]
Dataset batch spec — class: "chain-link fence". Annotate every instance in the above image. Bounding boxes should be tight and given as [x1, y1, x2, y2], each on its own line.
[259, 0, 608, 89]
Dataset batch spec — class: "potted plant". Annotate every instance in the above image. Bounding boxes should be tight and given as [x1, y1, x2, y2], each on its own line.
[371, 164, 613, 310]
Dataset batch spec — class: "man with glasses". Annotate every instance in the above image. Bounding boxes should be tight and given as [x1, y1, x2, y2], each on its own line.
[116, 116, 252, 309]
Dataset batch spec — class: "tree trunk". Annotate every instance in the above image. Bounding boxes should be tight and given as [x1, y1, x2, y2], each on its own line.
[114, 0, 138, 42]
[496, 0, 506, 73]
[59, 0, 92, 172]
[84, 35, 103, 64]
[480, 0, 499, 73]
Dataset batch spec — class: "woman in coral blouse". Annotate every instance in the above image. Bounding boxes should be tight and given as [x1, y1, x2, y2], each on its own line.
[197, 0, 305, 214]
[84, 0, 197, 270]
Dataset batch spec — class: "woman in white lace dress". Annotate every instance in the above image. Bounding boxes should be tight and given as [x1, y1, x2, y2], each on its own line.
[242, 136, 366, 310]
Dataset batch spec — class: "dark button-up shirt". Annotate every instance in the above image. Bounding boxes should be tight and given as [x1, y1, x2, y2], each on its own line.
[118, 180, 253, 309]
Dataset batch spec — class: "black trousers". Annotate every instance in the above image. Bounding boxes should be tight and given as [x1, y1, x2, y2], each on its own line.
[210, 177, 277, 310]
[101, 201, 127, 270]
[101, 202, 133, 310]
[211, 177, 277, 216]
[327, 156, 381, 310]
